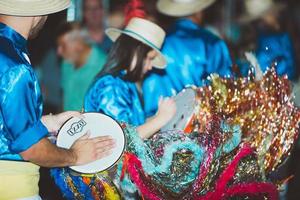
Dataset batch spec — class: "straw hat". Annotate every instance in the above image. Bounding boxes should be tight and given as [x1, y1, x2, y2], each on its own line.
[105, 17, 166, 69]
[0, 0, 70, 16]
[156, 0, 216, 17]
[239, 0, 286, 23]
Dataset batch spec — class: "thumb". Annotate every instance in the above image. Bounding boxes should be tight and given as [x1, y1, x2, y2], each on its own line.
[64, 111, 83, 119]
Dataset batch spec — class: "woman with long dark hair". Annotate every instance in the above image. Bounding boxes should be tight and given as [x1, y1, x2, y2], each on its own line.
[84, 17, 176, 139]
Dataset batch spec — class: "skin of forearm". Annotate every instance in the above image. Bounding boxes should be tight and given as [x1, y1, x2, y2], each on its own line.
[20, 138, 77, 168]
[137, 115, 165, 139]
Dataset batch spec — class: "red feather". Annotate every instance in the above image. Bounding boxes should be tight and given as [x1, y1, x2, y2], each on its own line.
[124, 0, 146, 25]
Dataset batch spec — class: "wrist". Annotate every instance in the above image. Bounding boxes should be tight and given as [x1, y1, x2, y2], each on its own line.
[154, 113, 169, 127]
[69, 148, 78, 166]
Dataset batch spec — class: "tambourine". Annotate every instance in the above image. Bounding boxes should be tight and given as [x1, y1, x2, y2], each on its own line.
[161, 87, 197, 133]
[56, 112, 125, 174]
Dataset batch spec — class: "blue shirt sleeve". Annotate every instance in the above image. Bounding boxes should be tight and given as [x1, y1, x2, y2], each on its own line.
[0, 65, 48, 153]
[85, 76, 131, 122]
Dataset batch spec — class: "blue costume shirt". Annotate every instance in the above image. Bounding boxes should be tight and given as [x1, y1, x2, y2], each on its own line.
[143, 19, 232, 117]
[237, 32, 296, 79]
[257, 32, 295, 79]
[0, 23, 48, 161]
[84, 74, 145, 126]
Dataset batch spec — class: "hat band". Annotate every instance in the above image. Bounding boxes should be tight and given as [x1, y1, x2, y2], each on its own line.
[123, 29, 160, 51]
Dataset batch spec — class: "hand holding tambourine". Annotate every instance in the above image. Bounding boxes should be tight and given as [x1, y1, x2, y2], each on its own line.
[161, 88, 197, 132]
[56, 113, 125, 174]
[69, 132, 116, 166]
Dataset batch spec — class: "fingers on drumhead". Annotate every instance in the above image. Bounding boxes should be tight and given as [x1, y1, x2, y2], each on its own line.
[95, 140, 116, 148]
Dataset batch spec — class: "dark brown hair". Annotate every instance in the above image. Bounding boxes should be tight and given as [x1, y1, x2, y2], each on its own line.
[97, 34, 152, 82]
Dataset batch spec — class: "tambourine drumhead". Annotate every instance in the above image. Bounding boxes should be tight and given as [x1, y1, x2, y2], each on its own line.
[56, 113, 125, 174]
[161, 88, 197, 132]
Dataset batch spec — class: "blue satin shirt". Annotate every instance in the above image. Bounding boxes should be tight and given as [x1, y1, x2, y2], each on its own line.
[0, 23, 48, 161]
[143, 19, 232, 117]
[257, 32, 296, 79]
[84, 74, 145, 126]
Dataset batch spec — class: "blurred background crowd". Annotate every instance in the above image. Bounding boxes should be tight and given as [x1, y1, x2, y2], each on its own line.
[30, 0, 300, 114]
[29, 0, 300, 199]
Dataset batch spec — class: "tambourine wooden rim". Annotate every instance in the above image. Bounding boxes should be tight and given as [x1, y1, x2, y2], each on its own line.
[57, 112, 126, 174]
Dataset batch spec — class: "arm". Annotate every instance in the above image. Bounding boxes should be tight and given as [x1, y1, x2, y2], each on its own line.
[20, 137, 76, 167]
[25, 111, 115, 167]
[137, 98, 176, 139]
[20, 133, 115, 167]
[1, 67, 115, 167]
[142, 70, 175, 118]
[137, 115, 168, 139]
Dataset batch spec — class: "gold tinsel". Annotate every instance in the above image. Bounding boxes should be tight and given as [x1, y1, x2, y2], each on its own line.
[188, 67, 300, 174]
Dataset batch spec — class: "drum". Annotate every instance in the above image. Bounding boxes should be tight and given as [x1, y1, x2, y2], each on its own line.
[56, 112, 126, 174]
[161, 87, 197, 133]
[53, 112, 125, 199]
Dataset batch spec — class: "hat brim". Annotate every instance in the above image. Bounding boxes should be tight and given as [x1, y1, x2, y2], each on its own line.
[238, 3, 286, 24]
[0, 0, 70, 16]
[157, 0, 216, 17]
[105, 28, 166, 69]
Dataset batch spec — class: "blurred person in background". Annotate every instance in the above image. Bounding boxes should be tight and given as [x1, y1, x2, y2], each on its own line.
[107, 0, 126, 29]
[142, 0, 233, 117]
[237, 0, 296, 80]
[57, 22, 107, 111]
[82, 0, 112, 53]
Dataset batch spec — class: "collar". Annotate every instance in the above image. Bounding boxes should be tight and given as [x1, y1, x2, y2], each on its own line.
[0, 22, 28, 53]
